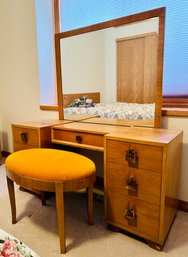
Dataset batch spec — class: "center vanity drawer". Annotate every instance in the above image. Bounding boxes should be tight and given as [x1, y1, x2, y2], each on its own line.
[106, 163, 161, 205]
[105, 191, 160, 241]
[52, 129, 104, 148]
[106, 139, 163, 172]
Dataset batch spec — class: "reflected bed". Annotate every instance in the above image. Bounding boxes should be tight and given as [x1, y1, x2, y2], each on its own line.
[63, 92, 155, 121]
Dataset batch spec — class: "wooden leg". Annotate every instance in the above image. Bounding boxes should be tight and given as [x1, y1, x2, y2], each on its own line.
[40, 192, 46, 206]
[6, 176, 17, 224]
[87, 185, 94, 225]
[55, 182, 65, 254]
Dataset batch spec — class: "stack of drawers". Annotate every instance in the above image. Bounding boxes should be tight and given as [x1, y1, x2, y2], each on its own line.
[104, 129, 182, 249]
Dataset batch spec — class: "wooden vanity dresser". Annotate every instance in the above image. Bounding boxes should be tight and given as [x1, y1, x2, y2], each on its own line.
[11, 119, 183, 250]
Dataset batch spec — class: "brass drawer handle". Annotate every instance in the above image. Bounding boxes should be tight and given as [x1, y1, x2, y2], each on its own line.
[126, 149, 138, 168]
[21, 132, 28, 143]
[125, 205, 137, 226]
[76, 135, 82, 143]
[125, 176, 138, 196]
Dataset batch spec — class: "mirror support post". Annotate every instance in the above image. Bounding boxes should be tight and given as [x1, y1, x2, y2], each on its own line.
[55, 34, 64, 120]
[154, 8, 165, 128]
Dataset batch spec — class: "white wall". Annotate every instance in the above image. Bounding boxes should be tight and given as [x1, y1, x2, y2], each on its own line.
[162, 117, 188, 202]
[61, 30, 106, 98]
[0, 0, 58, 152]
[0, 1, 187, 203]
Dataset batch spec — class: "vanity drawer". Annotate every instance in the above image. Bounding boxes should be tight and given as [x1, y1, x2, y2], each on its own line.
[52, 129, 104, 148]
[105, 191, 160, 241]
[12, 126, 40, 150]
[106, 139, 163, 172]
[106, 163, 161, 205]
[12, 124, 53, 151]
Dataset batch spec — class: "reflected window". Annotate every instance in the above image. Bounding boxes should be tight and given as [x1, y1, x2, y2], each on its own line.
[60, 0, 188, 99]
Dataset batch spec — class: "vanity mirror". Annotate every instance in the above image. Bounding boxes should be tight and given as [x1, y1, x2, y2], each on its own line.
[55, 7, 165, 128]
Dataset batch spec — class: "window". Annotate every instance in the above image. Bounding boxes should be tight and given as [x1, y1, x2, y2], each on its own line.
[35, 0, 57, 107]
[58, 0, 188, 108]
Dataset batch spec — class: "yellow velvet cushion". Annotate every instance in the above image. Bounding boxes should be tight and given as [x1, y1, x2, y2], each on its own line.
[5, 149, 96, 181]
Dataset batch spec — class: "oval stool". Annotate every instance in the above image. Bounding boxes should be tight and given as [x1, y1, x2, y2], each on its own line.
[5, 148, 96, 254]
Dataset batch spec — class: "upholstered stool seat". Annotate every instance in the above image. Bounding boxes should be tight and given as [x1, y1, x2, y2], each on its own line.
[5, 148, 96, 254]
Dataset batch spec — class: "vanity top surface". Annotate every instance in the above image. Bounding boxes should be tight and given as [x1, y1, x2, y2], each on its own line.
[52, 121, 131, 135]
[52, 121, 183, 145]
[12, 119, 70, 128]
[105, 127, 183, 145]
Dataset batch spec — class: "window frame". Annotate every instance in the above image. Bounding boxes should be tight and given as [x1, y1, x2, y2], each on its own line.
[163, 96, 188, 108]
[39, 0, 60, 111]
[54, 0, 61, 34]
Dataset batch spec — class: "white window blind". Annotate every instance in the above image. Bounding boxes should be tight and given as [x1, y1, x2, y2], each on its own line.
[60, 0, 188, 96]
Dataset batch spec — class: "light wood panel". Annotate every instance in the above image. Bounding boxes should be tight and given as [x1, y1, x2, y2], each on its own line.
[117, 33, 158, 103]
[162, 107, 188, 117]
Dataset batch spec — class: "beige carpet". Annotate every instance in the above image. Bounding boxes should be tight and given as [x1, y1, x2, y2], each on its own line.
[0, 161, 188, 257]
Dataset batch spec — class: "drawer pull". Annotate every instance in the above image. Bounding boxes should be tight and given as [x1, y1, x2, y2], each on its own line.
[21, 132, 28, 143]
[125, 205, 137, 226]
[76, 135, 82, 143]
[126, 176, 138, 196]
[126, 149, 138, 168]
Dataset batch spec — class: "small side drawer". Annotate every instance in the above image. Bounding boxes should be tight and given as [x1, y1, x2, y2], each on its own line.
[106, 163, 161, 205]
[52, 129, 104, 148]
[105, 191, 160, 241]
[12, 126, 39, 150]
[106, 139, 163, 172]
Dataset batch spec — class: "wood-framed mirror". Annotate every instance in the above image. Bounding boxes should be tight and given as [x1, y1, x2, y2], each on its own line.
[55, 7, 165, 128]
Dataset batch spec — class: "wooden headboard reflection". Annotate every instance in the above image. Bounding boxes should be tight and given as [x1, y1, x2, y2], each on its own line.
[63, 92, 100, 108]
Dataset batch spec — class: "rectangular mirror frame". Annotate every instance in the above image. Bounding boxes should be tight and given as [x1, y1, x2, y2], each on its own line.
[55, 7, 165, 128]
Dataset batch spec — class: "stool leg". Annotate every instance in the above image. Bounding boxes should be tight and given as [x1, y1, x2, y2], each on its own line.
[40, 192, 47, 206]
[87, 185, 94, 225]
[55, 182, 65, 254]
[6, 176, 17, 224]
